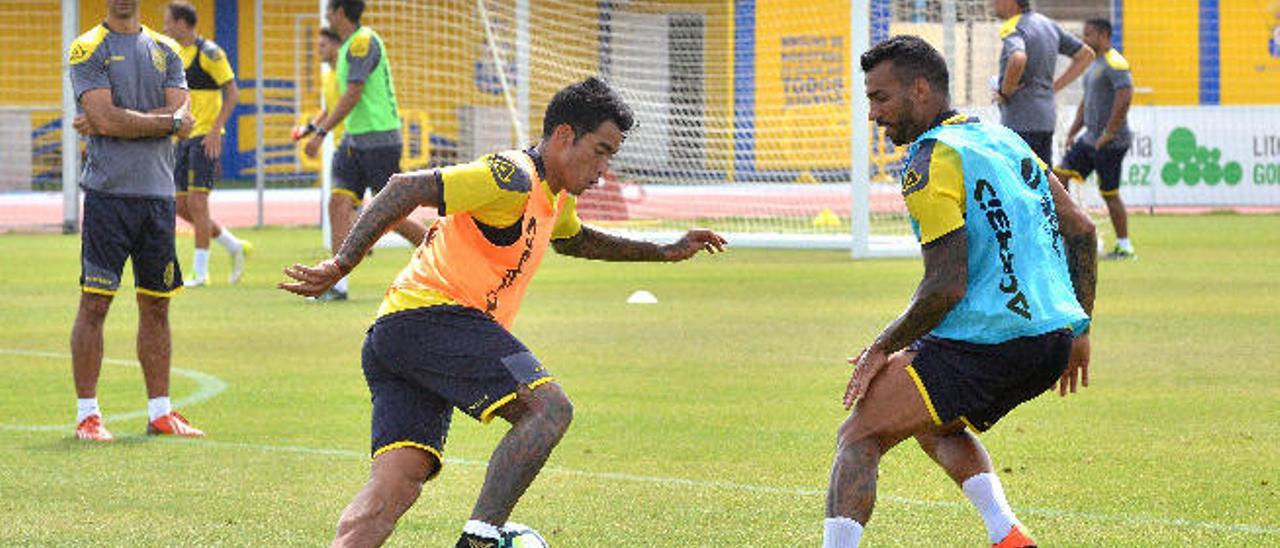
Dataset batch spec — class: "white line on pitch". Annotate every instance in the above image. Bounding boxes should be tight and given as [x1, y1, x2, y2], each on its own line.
[136, 436, 1277, 537]
[0, 348, 229, 430]
[3, 349, 1276, 537]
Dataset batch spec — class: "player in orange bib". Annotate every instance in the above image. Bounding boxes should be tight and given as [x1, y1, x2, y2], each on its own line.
[280, 77, 726, 548]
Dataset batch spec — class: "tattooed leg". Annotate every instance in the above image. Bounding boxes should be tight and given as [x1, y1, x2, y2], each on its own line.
[826, 350, 934, 523]
[827, 422, 883, 523]
[469, 382, 574, 525]
[551, 226, 666, 262]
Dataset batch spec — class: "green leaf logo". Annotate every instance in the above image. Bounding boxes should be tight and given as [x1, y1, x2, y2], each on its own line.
[1162, 127, 1243, 187]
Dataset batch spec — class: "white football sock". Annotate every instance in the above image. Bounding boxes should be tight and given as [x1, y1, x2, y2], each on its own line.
[334, 276, 349, 294]
[147, 396, 171, 421]
[1116, 237, 1133, 252]
[77, 398, 100, 423]
[822, 516, 863, 548]
[463, 520, 501, 540]
[192, 248, 210, 279]
[216, 229, 242, 253]
[962, 472, 1020, 543]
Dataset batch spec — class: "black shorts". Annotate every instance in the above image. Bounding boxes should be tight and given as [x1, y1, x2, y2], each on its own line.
[80, 190, 183, 297]
[174, 137, 218, 193]
[361, 306, 553, 475]
[1058, 139, 1130, 196]
[906, 329, 1073, 432]
[332, 143, 401, 206]
[1015, 130, 1054, 166]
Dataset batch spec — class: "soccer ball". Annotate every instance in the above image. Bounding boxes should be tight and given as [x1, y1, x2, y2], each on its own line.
[501, 522, 549, 547]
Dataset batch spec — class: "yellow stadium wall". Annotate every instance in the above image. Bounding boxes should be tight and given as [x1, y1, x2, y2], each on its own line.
[1218, 0, 1280, 104]
[752, 0, 851, 172]
[1121, 0, 1199, 105]
[1, 2, 65, 108]
[1121, 0, 1280, 105]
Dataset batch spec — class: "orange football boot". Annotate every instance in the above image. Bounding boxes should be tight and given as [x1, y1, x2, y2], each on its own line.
[993, 524, 1037, 548]
[75, 415, 114, 441]
[146, 411, 205, 437]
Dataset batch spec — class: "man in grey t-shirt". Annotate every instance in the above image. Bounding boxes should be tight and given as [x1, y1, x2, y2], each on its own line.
[1056, 18, 1137, 260]
[67, 0, 203, 441]
[993, 0, 1094, 164]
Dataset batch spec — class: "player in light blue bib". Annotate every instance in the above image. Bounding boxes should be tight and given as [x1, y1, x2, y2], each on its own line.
[823, 36, 1098, 548]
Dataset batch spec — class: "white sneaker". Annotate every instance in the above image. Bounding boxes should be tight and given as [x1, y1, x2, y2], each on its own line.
[229, 239, 253, 285]
[184, 276, 208, 288]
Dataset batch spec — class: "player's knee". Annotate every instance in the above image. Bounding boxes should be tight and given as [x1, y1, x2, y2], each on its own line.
[136, 296, 170, 319]
[835, 416, 885, 456]
[334, 499, 400, 545]
[78, 294, 113, 318]
[538, 388, 574, 434]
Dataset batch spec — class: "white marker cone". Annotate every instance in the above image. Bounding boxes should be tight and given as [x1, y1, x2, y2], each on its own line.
[626, 290, 658, 304]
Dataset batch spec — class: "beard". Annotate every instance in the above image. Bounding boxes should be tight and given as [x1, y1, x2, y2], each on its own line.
[884, 97, 927, 146]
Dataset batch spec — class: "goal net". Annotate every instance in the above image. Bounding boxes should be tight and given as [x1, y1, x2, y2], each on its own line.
[0, 0, 65, 232]
[363, 0, 919, 255]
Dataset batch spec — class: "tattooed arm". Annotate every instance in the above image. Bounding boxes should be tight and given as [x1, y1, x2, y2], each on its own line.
[333, 170, 441, 272]
[278, 170, 441, 297]
[552, 226, 726, 262]
[1047, 170, 1097, 396]
[1047, 171, 1096, 315]
[874, 229, 968, 354]
[845, 228, 968, 405]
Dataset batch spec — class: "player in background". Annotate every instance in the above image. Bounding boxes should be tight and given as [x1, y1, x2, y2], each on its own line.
[992, 0, 1094, 165]
[281, 78, 726, 548]
[303, 0, 427, 301]
[823, 36, 1096, 548]
[1055, 18, 1137, 260]
[68, 0, 203, 441]
[294, 27, 346, 145]
[162, 1, 251, 287]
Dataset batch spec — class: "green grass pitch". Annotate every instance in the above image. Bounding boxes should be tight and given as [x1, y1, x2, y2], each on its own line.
[1, 214, 1277, 546]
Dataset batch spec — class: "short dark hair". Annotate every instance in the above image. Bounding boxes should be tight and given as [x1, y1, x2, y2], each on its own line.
[167, 1, 197, 27]
[541, 77, 634, 141]
[1085, 18, 1113, 37]
[318, 27, 341, 43]
[1017, 0, 1032, 10]
[859, 35, 950, 98]
[328, 0, 364, 24]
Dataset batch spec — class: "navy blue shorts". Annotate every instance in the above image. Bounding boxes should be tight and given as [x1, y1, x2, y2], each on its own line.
[1015, 130, 1054, 166]
[361, 306, 553, 475]
[80, 190, 183, 297]
[332, 143, 401, 206]
[906, 329, 1073, 432]
[1058, 139, 1130, 196]
[174, 137, 218, 193]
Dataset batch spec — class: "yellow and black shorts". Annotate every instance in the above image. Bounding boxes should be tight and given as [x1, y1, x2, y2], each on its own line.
[332, 143, 401, 206]
[79, 190, 183, 298]
[360, 305, 553, 478]
[174, 137, 219, 193]
[906, 329, 1073, 432]
[1058, 139, 1130, 196]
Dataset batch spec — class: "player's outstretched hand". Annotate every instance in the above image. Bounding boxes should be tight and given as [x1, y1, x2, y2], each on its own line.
[278, 258, 344, 298]
[661, 229, 727, 261]
[1058, 332, 1091, 396]
[844, 346, 886, 410]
